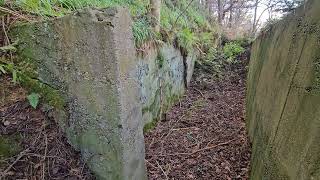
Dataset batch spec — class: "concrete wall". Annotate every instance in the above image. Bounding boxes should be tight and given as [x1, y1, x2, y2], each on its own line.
[10, 7, 196, 179]
[246, 0, 320, 179]
[137, 45, 196, 126]
[11, 8, 146, 180]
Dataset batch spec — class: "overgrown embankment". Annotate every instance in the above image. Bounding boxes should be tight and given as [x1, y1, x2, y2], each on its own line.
[246, 0, 320, 179]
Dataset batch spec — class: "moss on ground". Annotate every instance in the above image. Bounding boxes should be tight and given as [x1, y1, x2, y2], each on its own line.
[0, 134, 22, 160]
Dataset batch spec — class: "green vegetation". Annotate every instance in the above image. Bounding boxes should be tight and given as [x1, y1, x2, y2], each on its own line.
[0, 134, 22, 159]
[223, 42, 245, 62]
[196, 40, 247, 77]
[4, 0, 218, 53]
[0, 57, 65, 109]
[27, 92, 40, 108]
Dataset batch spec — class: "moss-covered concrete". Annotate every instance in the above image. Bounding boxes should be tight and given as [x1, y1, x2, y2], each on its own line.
[9, 5, 197, 179]
[137, 44, 197, 127]
[10, 7, 146, 180]
[246, 0, 320, 179]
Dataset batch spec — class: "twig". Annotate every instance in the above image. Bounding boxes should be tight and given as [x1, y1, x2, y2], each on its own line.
[41, 134, 48, 180]
[195, 43, 205, 55]
[148, 137, 155, 151]
[156, 160, 169, 180]
[160, 114, 186, 141]
[188, 138, 236, 155]
[194, 88, 205, 98]
[42, 134, 48, 162]
[1, 16, 10, 46]
[0, 7, 30, 21]
[1, 148, 30, 178]
[25, 153, 67, 162]
[145, 159, 157, 169]
[205, 137, 219, 147]
[172, 127, 200, 131]
[1, 16, 13, 59]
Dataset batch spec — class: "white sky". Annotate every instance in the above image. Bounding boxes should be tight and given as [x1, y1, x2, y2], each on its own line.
[257, 3, 269, 24]
[255, 0, 285, 27]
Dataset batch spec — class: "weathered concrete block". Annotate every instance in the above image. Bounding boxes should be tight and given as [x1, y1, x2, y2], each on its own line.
[11, 7, 146, 180]
[137, 45, 196, 126]
[246, 0, 320, 179]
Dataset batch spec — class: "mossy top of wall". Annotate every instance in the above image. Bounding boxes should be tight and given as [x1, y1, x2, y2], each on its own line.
[3, 0, 219, 60]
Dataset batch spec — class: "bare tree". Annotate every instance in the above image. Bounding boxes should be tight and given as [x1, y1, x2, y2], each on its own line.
[251, 0, 259, 35]
[217, 0, 222, 24]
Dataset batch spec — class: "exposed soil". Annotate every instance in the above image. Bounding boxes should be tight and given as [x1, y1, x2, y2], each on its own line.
[0, 76, 94, 180]
[145, 52, 251, 180]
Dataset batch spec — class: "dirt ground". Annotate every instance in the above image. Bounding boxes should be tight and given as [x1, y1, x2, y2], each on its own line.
[0, 76, 94, 180]
[145, 53, 251, 180]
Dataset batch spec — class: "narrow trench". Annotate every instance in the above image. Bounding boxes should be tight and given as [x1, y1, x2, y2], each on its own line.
[144, 54, 252, 180]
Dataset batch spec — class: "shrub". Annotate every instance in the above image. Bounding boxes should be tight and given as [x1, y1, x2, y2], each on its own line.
[223, 42, 245, 62]
[177, 28, 198, 52]
[132, 18, 157, 47]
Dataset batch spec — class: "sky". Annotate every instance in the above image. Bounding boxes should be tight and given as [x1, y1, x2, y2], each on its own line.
[254, 0, 288, 29]
[257, 2, 269, 24]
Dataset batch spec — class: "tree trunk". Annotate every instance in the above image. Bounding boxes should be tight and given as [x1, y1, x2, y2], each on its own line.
[252, 0, 259, 35]
[228, 6, 233, 28]
[217, 0, 222, 24]
[150, 0, 161, 32]
[205, 0, 210, 10]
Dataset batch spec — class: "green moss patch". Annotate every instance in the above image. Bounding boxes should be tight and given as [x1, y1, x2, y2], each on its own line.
[0, 134, 22, 160]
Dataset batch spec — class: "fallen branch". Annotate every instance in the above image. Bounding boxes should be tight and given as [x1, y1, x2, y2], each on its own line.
[156, 160, 169, 180]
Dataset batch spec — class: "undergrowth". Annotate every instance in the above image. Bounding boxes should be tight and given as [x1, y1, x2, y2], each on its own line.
[197, 41, 247, 76]
[223, 42, 245, 62]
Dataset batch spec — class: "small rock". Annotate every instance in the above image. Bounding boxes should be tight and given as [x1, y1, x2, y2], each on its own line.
[3, 120, 10, 126]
